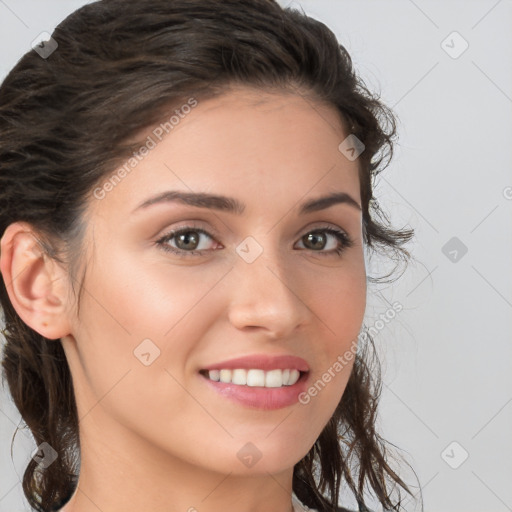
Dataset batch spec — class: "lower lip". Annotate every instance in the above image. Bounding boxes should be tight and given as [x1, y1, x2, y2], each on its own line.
[200, 372, 310, 410]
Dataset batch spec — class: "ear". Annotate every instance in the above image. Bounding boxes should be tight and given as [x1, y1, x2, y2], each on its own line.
[0, 221, 73, 340]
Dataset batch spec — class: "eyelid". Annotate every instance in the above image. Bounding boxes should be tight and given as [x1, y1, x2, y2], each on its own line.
[156, 220, 221, 240]
[297, 221, 349, 236]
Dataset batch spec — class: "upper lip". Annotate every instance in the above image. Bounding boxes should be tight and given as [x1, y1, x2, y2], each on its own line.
[201, 354, 310, 372]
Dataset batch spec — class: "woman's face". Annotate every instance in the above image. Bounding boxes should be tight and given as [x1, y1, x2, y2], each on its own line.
[62, 86, 367, 477]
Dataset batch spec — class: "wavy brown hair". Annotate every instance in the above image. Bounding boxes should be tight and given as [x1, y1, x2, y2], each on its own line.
[0, 1, 420, 511]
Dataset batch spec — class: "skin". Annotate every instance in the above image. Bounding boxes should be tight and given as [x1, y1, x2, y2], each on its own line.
[0, 86, 367, 512]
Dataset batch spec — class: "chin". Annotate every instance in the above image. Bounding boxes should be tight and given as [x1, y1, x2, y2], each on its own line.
[191, 443, 306, 476]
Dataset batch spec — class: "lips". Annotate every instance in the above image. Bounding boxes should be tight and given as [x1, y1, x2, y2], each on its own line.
[199, 354, 309, 410]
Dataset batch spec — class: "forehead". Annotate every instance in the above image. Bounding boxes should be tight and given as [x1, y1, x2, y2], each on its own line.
[88, 86, 360, 218]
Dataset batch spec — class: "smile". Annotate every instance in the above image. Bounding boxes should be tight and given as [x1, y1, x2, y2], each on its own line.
[200, 368, 302, 388]
[198, 354, 311, 409]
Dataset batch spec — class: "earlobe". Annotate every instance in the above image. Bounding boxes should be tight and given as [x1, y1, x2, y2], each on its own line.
[0, 222, 72, 340]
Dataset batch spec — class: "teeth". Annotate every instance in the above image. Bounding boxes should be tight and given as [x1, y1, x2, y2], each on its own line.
[247, 369, 264, 386]
[204, 368, 301, 387]
[265, 369, 282, 388]
[219, 369, 231, 383]
[232, 369, 247, 385]
[208, 369, 220, 381]
[290, 370, 300, 385]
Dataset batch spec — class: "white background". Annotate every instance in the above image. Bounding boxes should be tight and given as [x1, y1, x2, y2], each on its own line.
[0, 1, 511, 511]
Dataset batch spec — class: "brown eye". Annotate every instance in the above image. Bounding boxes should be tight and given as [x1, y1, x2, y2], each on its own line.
[174, 230, 201, 251]
[302, 232, 328, 250]
[296, 228, 353, 257]
[156, 227, 218, 257]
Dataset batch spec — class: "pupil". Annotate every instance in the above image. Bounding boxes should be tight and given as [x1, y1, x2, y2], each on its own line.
[306, 232, 325, 250]
[177, 231, 199, 250]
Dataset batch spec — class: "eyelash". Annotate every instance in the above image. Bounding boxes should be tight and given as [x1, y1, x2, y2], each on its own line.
[155, 224, 354, 258]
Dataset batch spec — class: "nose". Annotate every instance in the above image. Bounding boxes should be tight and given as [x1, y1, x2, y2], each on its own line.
[226, 246, 311, 339]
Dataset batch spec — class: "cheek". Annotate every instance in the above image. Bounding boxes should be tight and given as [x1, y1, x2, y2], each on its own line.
[70, 250, 234, 418]
[307, 260, 367, 343]
[295, 263, 365, 431]
[78, 247, 224, 342]
[69, 253, 228, 435]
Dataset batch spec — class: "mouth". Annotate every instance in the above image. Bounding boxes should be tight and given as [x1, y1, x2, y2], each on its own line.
[197, 353, 311, 409]
[199, 368, 309, 388]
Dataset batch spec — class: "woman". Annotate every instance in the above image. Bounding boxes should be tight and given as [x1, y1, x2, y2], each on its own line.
[0, 1, 419, 511]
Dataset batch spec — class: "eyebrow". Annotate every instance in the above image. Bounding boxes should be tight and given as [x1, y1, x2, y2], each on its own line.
[131, 190, 361, 215]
